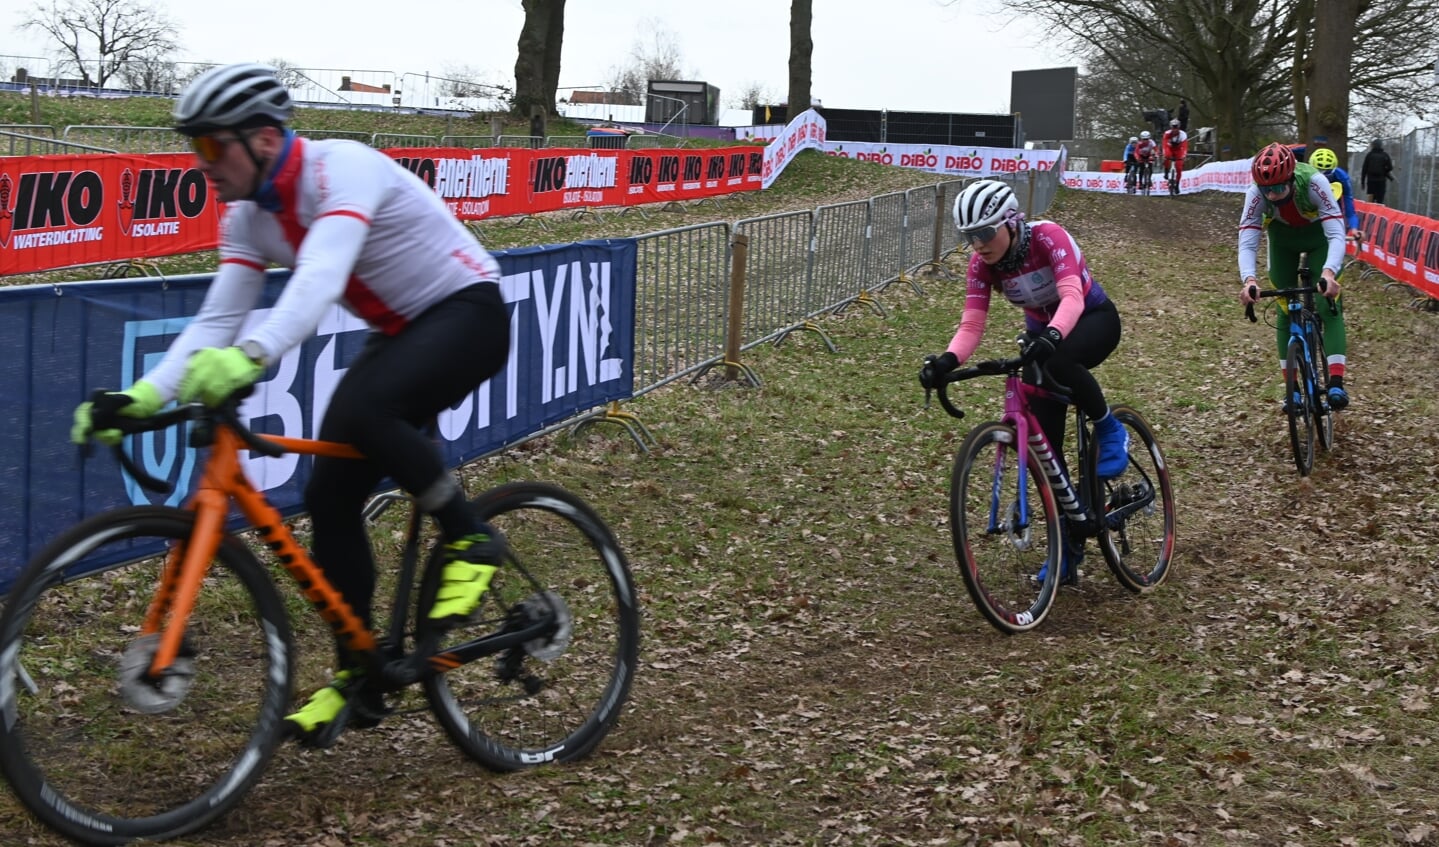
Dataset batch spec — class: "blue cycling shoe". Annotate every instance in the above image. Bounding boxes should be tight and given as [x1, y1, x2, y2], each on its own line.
[1327, 386, 1349, 411]
[1034, 529, 1084, 587]
[1093, 413, 1131, 478]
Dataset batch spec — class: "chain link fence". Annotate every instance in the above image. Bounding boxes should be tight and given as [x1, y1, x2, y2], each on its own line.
[1348, 125, 1439, 219]
[613, 169, 1060, 407]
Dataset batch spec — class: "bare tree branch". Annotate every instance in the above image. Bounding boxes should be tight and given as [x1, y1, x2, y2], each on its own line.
[21, 0, 177, 87]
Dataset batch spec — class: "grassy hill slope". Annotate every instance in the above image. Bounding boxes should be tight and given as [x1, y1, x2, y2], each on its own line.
[4, 102, 1439, 844]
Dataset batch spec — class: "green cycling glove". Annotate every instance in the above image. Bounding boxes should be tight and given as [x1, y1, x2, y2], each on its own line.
[71, 380, 163, 446]
[178, 346, 265, 407]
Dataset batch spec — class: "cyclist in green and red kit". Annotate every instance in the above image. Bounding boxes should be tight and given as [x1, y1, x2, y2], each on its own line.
[1237, 142, 1351, 410]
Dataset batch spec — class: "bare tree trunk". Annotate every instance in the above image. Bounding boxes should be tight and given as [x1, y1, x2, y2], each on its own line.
[1310, 0, 1361, 162]
[514, 0, 565, 118]
[787, 0, 813, 118]
[1292, 0, 1314, 144]
[541, 0, 567, 118]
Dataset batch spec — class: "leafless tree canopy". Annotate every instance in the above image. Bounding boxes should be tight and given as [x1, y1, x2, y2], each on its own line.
[967, 0, 1439, 158]
[21, 0, 177, 88]
[604, 21, 693, 107]
[732, 81, 774, 111]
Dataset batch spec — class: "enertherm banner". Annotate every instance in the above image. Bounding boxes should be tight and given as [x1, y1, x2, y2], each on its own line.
[0, 238, 637, 593]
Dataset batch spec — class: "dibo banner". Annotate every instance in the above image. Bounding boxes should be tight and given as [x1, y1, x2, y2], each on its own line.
[0, 239, 638, 594]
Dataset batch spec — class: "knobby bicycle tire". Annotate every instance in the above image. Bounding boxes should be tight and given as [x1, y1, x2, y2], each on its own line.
[1285, 340, 1316, 475]
[1093, 406, 1177, 592]
[420, 481, 639, 772]
[1308, 322, 1334, 452]
[0, 506, 293, 845]
[949, 421, 1060, 635]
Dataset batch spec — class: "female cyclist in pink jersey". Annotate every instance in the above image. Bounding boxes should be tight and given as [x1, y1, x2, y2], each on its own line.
[919, 180, 1128, 580]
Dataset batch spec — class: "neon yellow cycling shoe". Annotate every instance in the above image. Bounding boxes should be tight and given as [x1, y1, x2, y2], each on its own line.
[429, 532, 501, 625]
[284, 668, 386, 748]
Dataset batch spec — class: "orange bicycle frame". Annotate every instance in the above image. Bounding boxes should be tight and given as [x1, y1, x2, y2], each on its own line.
[139, 424, 374, 677]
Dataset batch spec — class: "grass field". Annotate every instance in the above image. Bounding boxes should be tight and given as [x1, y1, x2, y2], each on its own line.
[4, 96, 1439, 846]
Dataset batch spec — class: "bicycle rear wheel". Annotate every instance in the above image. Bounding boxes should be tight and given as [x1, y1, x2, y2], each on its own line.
[421, 482, 639, 772]
[1093, 406, 1176, 592]
[950, 422, 1060, 635]
[0, 507, 292, 845]
[1285, 340, 1316, 475]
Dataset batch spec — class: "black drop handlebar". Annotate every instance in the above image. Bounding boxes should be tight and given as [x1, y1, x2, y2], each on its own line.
[1243, 284, 1334, 323]
[926, 356, 1028, 420]
[88, 390, 285, 495]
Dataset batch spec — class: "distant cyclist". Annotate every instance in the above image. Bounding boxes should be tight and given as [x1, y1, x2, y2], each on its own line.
[1133, 131, 1158, 190]
[1122, 135, 1139, 188]
[70, 63, 513, 746]
[1161, 120, 1188, 193]
[1308, 147, 1362, 238]
[1237, 142, 1352, 411]
[920, 180, 1129, 582]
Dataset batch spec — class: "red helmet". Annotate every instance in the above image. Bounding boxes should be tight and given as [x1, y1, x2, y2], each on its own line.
[1251, 142, 1296, 187]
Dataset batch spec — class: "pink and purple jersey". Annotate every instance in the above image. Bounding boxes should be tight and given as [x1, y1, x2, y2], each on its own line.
[946, 221, 1109, 363]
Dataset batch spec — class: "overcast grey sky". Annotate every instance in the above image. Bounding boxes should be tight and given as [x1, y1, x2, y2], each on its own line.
[6, 0, 1072, 115]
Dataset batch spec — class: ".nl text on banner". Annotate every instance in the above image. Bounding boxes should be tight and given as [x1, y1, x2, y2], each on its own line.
[0, 239, 639, 594]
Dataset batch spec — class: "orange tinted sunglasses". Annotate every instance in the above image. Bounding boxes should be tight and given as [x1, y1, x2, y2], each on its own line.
[189, 133, 243, 164]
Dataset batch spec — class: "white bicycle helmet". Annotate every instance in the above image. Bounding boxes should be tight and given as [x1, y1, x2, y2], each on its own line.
[1140, 130, 1151, 140]
[952, 180, 1018, 233]
[174, 63, 293, 137]
[1129, 136, 1138, 143]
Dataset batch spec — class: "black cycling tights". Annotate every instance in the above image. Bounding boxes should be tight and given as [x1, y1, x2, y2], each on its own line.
[305, 282, 510, 629]
[1030, 299, 1121, 460]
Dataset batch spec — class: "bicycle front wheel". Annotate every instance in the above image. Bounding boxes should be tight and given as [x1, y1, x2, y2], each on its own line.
[950, 422, 1060, 635]
[421, 482, 639, 772]
[0, 507, 293, 845]
[1308, 326, 1334, 452]
[1285, 340, 1316, 475]
[1094, 406, 1176, 592]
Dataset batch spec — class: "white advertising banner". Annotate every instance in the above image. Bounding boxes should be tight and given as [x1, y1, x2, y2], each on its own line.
[1062, 157, 1254, 195]
[820, 141, 1062, 178]
[760, 109, 827, 189]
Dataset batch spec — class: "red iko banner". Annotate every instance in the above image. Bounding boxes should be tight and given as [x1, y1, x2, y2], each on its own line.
[1353, 200, 1439, 299]
[0, 153, 219, 276]
[0, 146, 765, 276]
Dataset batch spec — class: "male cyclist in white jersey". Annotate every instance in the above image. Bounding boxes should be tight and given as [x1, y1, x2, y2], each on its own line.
[70, 63, 512, 747]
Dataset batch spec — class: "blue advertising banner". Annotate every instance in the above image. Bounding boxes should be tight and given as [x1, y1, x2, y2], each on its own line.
[0, 238, 637, 594]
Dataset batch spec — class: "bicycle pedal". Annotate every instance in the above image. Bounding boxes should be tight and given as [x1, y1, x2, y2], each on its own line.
[287, 700, 353, 749]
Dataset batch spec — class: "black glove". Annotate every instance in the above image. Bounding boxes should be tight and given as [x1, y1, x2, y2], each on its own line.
[1021, 326, 1063, 364]
[919, 352, 959, 390]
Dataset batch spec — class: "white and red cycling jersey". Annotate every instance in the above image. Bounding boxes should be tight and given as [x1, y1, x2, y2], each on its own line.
[1162, 128, 1189, 161]
[1133, 138, 1158, 164]
[144, 135, 501, 399]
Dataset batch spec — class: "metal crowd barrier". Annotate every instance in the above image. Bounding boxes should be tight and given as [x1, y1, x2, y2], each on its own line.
[1347, 125, 1439, 219]
[60, 125, 181, 153]
[1, 128, 114, 155]
[605, 168, 1057, 419]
